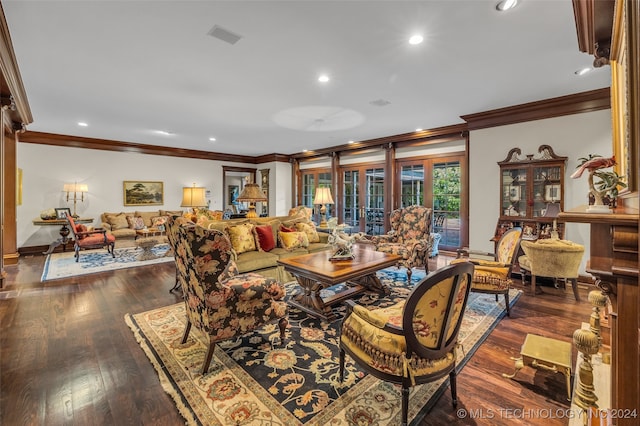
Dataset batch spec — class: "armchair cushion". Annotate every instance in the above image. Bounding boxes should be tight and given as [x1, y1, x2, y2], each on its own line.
[75, 224, 88, 239]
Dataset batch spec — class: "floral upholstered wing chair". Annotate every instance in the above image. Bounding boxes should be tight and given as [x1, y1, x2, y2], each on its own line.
[167, 217, 288, 375]
[366, 205, 433, 282]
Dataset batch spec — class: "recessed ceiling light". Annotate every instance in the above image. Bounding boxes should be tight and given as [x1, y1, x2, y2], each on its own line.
[575, 67, 592, 76]
[209, 137, 216, 142]
[496, 0, 518, 11]
[409, 35, 423, 45]
[303, 149, 308, 152]
[415, 128, 423, 132]
[318, 75, 330, 83]
[154, 130, 173, 136]
[77, 122, 88, 127]
[348, 140, 355, 144]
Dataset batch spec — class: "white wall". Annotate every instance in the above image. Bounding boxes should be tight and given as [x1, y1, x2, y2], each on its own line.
[17, 143, 290, 247]
[468, 109, 612, 272]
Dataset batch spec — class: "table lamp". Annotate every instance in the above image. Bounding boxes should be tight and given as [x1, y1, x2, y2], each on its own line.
[64, 182, 88, 218]
[237, 183, 267, 218]
[313, 187, 334, 227]
[181, 183, 207, 221]
[542, 202, 561, 239]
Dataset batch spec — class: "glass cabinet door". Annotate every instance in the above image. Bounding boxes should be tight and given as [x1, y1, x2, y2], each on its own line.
[501, 167, 528, 218]
[532, 165, 562, 217]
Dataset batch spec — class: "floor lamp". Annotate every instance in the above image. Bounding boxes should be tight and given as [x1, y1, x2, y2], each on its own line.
[237, 183, 267, 218]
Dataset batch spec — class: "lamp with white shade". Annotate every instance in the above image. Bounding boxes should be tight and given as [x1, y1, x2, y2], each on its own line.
[237, 183, 267, 218]
[313, 187, 334, 227]
[181, 184, 207, 220]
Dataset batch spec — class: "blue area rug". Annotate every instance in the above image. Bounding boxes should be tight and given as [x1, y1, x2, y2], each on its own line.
[41, 244, 173, 282]
[126, 268, 521, 425]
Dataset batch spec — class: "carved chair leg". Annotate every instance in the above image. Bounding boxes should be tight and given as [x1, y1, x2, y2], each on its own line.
[570, 278, 580, 301]
[202, 338, 216, 375]
[339, 348, 345, 381]
[449, 370, 458, 407]
[504, 292, 510, 317]
[406, 267, 412, 283]
[401, 385, 409, 426]
[181, 321, 192, 344]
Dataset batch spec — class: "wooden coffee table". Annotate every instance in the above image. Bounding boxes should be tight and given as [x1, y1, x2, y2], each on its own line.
[278, 246, 401, 321]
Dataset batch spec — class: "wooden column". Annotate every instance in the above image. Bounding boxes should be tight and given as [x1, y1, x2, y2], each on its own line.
[2, 129, 18, 266]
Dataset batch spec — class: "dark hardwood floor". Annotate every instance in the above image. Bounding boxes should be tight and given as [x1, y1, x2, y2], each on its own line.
[0, 253, 594, 425]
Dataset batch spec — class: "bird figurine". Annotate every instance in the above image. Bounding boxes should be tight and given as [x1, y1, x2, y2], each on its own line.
[570, 155, 616, 179]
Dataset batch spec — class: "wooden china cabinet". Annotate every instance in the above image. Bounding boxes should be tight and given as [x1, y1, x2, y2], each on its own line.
[493, 145, 567, 245]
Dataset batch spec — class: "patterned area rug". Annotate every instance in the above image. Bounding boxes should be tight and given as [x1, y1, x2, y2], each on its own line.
[41, 244, 173, 281]
[126, 269, 521, 425]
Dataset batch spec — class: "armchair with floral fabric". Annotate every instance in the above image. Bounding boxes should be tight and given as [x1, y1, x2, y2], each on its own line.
[365, 205, 433, 282]
[167, 217, 288, 375]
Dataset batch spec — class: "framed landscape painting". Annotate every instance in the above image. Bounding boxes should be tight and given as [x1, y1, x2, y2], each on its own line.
[123, 181, 164, 206]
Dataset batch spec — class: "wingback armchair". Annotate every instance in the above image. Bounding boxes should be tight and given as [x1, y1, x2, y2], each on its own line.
[339, 262, 474, 426]
[366, 205, 433, 282]
[452, 227, 522, 316]
[167, 217, 288, 375]
[66, 213, 115, 262]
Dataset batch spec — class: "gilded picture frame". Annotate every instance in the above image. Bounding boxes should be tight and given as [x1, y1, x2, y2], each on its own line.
[123, 181, 164, 206]
[610, 0, 635, 193]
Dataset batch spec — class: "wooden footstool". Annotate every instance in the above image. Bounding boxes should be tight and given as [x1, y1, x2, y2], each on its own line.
[503, 333, 573, 401]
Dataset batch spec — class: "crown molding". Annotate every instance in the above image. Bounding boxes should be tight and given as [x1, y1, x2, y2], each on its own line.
[0, 3, 33, 127]
[461, 88, 610, 131]
[18, 131, 292, 164]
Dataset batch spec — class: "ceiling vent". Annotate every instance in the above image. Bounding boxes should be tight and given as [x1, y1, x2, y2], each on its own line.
[207, 25, 242, 45]
[369, 99, 391, 107]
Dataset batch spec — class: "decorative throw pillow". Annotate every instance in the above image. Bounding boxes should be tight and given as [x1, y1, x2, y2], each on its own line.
[278, 231, 309, 250]
[151, 215, 169, 232]
[75, 224, 87, 239]
[227, 223, 256, 254]
[106, 213, 130, 231]
[253, 224, 276, 252]
[295, 222, 320, 243]
[127, 215, 146, 230]
[279, 224, 296, 233]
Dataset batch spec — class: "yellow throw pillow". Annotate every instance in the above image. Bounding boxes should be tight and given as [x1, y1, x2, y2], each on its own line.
[295, 222, 320, 243]
[227, 223, 256, 254]
[278, 231, 309, 250]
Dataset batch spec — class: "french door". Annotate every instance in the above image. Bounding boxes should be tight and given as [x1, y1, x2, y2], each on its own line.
[397, 155, 464, 250]
[340, 165, 385, 235]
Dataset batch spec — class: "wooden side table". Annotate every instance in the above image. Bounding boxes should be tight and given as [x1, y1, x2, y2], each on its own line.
[503, 333, 573, 401]
[33, 218, 94, 254]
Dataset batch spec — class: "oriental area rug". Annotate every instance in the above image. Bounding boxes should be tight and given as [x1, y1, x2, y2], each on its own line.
[126, 268, 521, 425]
[41, 244, 173, 281]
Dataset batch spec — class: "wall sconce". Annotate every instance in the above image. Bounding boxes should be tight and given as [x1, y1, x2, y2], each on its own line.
[313, 187, 334, 227]
[237, 183, 267, 218]
[64, 182, 88, 218]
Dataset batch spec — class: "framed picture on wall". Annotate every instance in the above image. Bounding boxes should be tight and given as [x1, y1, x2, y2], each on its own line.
[228, 185, 239, 205]
[123, 181, 164, 206]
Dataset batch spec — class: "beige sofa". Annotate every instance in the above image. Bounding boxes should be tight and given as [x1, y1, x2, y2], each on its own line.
[201, 213, 331, 283]
[100, 209, 182, 240]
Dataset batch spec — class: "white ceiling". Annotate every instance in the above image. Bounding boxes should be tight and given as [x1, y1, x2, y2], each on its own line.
[2, 0, 610, 156]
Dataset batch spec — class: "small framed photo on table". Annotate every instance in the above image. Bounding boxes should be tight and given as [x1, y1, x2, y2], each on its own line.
[55, 207, 71, 219]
